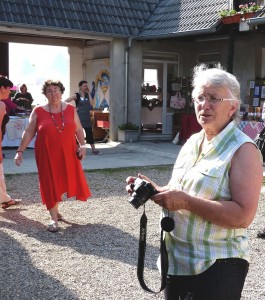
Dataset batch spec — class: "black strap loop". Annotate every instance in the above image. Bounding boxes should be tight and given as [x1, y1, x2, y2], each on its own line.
[137, 211, 168, 294]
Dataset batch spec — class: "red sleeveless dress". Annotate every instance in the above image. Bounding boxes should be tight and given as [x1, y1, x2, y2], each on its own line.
[34, 104, 91, 210]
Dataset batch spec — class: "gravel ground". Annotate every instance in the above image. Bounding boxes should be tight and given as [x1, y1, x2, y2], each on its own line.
[0, 166, 265, 300]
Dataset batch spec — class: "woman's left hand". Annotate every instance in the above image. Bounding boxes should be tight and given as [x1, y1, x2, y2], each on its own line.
[151, 189, 188, 211]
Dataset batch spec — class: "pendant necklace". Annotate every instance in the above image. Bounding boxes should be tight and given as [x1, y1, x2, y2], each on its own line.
[49, 103, 65, 133]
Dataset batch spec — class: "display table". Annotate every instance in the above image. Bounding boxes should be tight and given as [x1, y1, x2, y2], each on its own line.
[90, 111, 110, 141]
[238, 120, 265, 140]
[2, 116, 36, 148]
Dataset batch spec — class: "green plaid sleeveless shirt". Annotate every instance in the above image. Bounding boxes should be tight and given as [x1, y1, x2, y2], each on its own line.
[164, 121, 256, 275]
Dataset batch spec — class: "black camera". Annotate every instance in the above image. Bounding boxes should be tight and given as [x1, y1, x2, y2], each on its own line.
[129, 178, 158, 209]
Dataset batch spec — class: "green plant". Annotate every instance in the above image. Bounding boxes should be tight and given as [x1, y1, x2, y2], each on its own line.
[219, 9, 238, 17]
[118, 122, 139, 130]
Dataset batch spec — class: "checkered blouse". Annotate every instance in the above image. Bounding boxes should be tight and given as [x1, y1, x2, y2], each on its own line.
[164, 121, 255, 275]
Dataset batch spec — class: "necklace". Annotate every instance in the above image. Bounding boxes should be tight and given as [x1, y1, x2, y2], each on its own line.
[48, 103, 65, 133]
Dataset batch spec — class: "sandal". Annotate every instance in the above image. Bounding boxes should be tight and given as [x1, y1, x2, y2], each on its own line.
[257, 229, 265, 239]
[47, 220, 58, 232]
[1, 199, 21, 209]
[92, 150, 102, 155]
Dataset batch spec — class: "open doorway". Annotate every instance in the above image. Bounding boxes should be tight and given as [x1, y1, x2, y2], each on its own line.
[141, 62, 163, 134]
[141, 59, 179, 138]
[9, 43, 70, 106]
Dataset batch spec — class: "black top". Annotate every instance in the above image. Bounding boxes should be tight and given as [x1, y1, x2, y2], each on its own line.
[13, 92, 33, 109]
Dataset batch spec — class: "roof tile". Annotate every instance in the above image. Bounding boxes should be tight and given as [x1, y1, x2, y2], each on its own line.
[0, 0, 229, 38]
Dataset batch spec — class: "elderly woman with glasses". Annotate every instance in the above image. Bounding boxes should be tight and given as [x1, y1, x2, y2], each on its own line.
[126, 64, 262, 300]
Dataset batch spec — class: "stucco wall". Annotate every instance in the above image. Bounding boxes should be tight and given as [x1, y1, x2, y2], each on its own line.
[68, 47, 84, 96]
[127, 41, 142, 128]
[233, 33, 265, 105]
[109, 38, 127, 141]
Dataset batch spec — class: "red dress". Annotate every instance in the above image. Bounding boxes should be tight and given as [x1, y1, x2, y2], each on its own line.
[34, 104, 91, 210]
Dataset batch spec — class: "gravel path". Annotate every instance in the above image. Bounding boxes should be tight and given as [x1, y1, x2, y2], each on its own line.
[0, 166, 265, 300]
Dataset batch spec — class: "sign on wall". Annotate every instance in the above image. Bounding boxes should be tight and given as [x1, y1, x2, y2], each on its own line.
[86, 59, 110, 110]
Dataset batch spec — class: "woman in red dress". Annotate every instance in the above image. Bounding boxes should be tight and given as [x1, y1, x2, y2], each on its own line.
[14, 80, 91, 232]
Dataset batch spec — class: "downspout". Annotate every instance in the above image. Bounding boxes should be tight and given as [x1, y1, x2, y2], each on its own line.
[124, 37, 133, 123]
[227, 28, 237, 74]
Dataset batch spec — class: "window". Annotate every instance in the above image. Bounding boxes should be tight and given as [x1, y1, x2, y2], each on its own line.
[144, 69, 158, 87]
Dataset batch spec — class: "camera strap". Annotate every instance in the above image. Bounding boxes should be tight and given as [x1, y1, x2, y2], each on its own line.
[137, 210, 169, 294]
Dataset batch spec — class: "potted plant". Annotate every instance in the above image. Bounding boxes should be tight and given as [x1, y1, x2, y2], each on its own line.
[239, 2, 262, 19]
[219, 9, 241, 24]
[118, 122, 140, 142]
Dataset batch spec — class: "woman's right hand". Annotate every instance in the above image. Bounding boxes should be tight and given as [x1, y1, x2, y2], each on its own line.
[126, 173, 157, 194]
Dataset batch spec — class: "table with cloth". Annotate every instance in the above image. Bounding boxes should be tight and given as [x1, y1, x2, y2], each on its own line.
[2, 116, 36, 148]
[178, 114, 202, 142]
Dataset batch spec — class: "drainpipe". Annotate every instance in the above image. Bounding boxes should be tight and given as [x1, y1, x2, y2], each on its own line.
[248, 16, 265, 26]
[227, 29, 237, 74]
[124, 37, 133, 123]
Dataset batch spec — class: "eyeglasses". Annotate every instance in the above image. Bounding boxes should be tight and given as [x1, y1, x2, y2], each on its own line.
[46, 89, 60, 94]
[192, 96, 238, 104]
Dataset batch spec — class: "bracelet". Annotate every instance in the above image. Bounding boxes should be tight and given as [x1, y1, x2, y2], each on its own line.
[80, 145, 86, 149]
[16, 150, 24, 153]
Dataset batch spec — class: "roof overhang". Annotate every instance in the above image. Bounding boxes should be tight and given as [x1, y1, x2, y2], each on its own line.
[0, 22, 120, 41]
[136, 23, 221, 40]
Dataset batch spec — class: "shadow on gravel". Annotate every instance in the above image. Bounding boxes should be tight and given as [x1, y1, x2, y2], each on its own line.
[0, 208, 159, 270]
[0, 230, 79, 300]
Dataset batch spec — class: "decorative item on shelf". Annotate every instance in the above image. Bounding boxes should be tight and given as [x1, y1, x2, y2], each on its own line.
[219, 9, 241, 24]
[118, 122, 140, 142]
[150, 85, 157, 92]
[146, 83, 150, 92]
[141, 96, 162, 111]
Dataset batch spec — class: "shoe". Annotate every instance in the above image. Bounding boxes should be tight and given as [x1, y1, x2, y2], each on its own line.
[257, 229, 265, 238]
[92, 150, 102, 155]
[1, 199, 21, 209]
[57, 213, 63, 221]
[47, 220, 58, 232]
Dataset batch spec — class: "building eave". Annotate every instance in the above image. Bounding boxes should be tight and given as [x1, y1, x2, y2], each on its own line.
[0, 22, 128, 41]
[136, 25, 219, 40]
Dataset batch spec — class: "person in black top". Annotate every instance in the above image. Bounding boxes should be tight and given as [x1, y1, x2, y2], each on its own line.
[65, 80, 101, 155]
[13, 84, 33, 110]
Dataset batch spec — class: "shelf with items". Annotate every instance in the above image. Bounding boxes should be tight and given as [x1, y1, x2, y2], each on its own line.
[141, 87, 162, 110]
[242, 79, 265, 122]
[142, 92, 162, 96]
[141, 85, 163, 132]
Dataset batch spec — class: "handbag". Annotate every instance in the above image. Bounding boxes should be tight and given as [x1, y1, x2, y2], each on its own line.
[76, 146, 82, 160]
[255, 127, 265, 162]
[75, 137, 82, 160]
